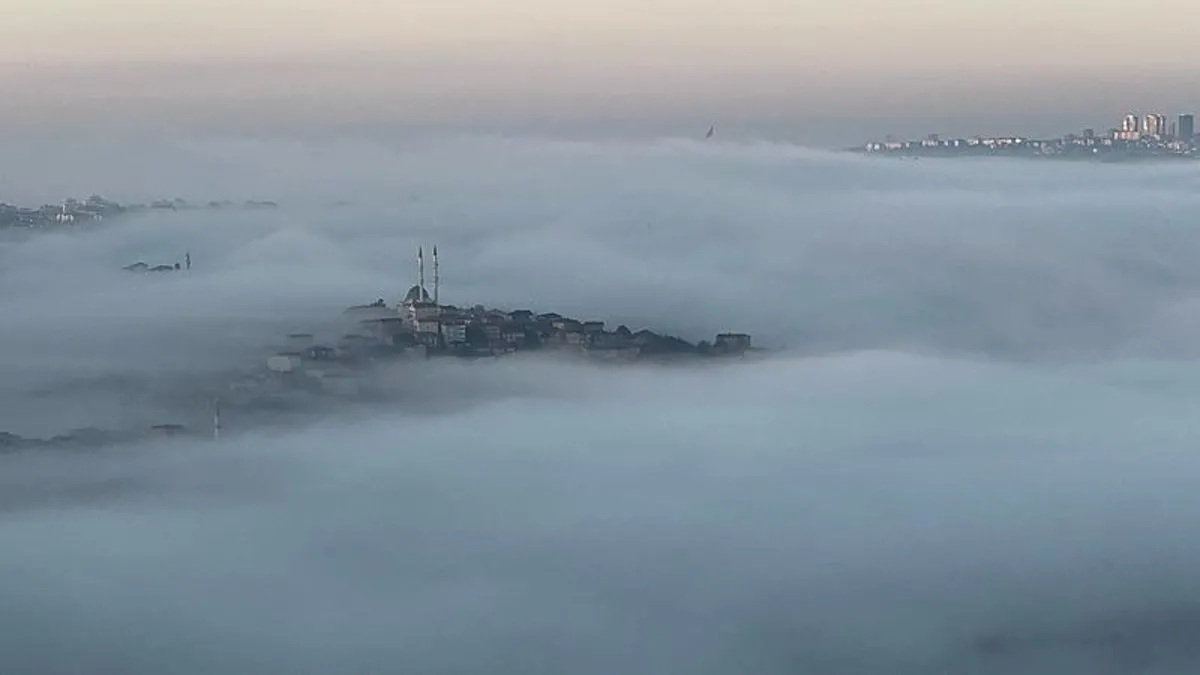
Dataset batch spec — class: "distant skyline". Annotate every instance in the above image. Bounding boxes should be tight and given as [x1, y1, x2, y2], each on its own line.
[3, 0, 1200, 145]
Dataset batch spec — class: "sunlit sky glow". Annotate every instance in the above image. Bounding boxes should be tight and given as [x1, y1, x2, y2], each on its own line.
[2, 0, 1198, 143]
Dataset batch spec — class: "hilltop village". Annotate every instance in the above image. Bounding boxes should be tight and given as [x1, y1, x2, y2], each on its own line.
[261, 246, 754, 389]
[0, 195, 278, 230]
[1, 246, 757, 450]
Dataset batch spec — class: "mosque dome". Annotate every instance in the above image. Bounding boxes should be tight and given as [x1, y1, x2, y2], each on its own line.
[403, 285, 432, 304]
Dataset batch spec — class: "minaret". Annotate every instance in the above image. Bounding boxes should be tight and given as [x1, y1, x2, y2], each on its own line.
[432, 245, 439, 306]
[418, 246, 425, 301]
[212, 398, 221, 442]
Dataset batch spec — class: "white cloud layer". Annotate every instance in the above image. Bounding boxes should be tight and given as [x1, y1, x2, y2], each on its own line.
[3, 135, 1200, 672]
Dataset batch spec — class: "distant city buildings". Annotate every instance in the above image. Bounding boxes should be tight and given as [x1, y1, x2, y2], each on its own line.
[859, 108, 1198, 160]
[0, 196, 279, 230]
[1142, 113, 1166, 138]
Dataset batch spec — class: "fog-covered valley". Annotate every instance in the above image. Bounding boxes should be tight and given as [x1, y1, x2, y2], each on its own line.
[4, 135, 1200, 673]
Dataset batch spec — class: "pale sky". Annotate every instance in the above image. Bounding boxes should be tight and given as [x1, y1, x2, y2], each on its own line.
[1, 0, 1198, 143]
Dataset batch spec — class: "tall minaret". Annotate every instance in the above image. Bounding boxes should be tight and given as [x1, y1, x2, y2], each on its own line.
[418, 246, 426, 300]
[212, 398, 221, 442]
[432, 245, 439, 305]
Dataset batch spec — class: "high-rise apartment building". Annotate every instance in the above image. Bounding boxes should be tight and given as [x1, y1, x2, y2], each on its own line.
[1180, 114, 1196, 140]
[1143, 113, 1167, 137]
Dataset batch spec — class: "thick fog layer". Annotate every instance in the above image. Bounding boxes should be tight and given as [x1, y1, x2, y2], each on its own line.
[3, 136, 1200, 673]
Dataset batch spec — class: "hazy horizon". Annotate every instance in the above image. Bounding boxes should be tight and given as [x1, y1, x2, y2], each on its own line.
[4, 0, 1200, 145]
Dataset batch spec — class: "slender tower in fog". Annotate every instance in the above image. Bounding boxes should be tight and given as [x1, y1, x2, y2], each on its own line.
[418, 246, 425, 299]
[432, 245, 439, 305]
[212, 398, 221, 442]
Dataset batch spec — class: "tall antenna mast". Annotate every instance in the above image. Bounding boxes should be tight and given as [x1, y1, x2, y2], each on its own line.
[418, 246, 425, 300]
[432, 245, 439, 305]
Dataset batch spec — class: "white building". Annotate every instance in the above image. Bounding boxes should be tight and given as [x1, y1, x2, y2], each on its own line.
[1143, 113, 1167, 137]
[441, 322, 467, 344]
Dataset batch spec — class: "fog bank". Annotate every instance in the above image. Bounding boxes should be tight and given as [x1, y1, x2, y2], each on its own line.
[3, 135, 1200, 673]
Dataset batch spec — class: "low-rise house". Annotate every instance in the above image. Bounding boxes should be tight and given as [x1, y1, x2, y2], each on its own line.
[267, 352, 303, 373]
[714, 333, 752, 353]
[414, 328, 440, 348]
[553, 328, 585, 346]
[306, 345, 337, 361]
[632, 329, 659, 346]
[439, 306, 467, 322]
[587, 331, 631, 348]
[501, 323, 525, 345]
[359, 317, 407, 343]
[441, 322, 468, 345]
[341, 301, 400, 331]
[406, 302, 440, 324]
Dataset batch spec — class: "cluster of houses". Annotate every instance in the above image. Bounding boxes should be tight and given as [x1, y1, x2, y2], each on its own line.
[0, 195, 124, 228]
[261, 247, 753, 389]
[363, 288, 752, 360]
[124, 252, 191, 274]
[0, 195, 279, 230]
